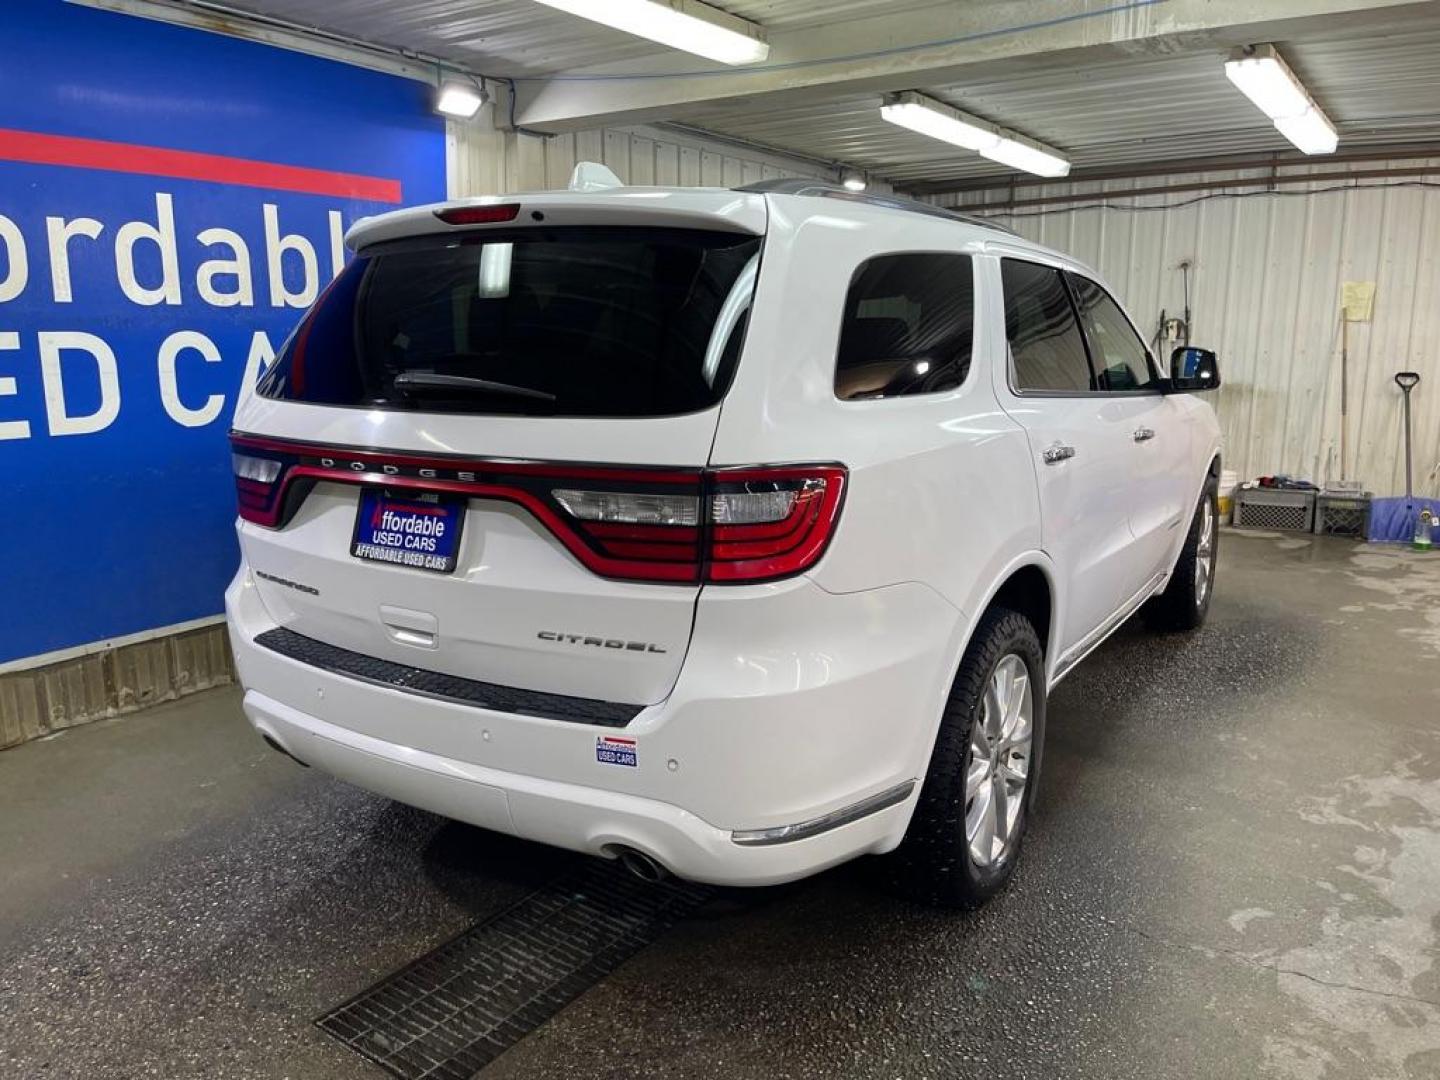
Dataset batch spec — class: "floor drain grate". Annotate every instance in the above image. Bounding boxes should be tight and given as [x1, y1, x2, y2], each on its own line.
[317, 860, 713, 1079]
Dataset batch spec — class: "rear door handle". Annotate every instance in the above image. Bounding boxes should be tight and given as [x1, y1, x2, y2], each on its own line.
[1133, 427, 1156, 443]
[1042, 444, 1077, 465]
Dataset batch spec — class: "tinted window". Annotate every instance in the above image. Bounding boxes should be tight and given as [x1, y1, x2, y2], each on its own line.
[1002, 260, 1093, 392]
[256, 227, 761, 417]
[835, 253, 974, 400]
[1070, 276, 1156, 391]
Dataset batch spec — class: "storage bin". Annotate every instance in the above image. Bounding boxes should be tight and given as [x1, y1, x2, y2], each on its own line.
[1233, 487, 1315, 532]
[1314, 491, 1371, 537]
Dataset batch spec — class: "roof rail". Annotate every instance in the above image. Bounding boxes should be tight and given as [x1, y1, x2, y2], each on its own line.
[734, 179, 1016, 235]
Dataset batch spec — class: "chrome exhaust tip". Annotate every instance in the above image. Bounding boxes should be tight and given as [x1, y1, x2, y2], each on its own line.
[612, 846, 669, 883]
[260, 732, 309, 768]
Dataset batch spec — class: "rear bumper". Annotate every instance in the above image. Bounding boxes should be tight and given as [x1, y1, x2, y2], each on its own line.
[243, 688, 909, 886]
[227, 563, 960, 886]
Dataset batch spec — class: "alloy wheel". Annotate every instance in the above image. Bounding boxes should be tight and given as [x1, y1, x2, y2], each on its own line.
[964, 653, 1034, 868]
[1195, 497, 1215, 607]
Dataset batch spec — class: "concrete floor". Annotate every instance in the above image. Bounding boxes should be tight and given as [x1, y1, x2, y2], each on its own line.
[2, 531, 1439, 1080]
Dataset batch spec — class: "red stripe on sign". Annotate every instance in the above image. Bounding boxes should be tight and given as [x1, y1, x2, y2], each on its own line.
[0, 128, 402, 203]
[603, 737, 637, 745]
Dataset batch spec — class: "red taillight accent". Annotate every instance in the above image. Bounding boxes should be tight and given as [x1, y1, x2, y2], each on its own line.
[228, 434, 846, 585]
[231, 454, 293, 526]
[434, 203, 521, 225]
[704, 467, 847, 583]
[549, 466, 845, 583]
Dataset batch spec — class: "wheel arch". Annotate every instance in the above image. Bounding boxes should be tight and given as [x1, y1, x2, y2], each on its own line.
[894, 552, 1058, 850]
[1178, 449, 1223, 560]
[952, 551, 1061, 689]
[987, 563, 1055, 662]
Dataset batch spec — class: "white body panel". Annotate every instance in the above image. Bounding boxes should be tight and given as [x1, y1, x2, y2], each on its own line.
[228, 563, 950, 885]
[226, 186, 1221, 885]
[237, 487, 698, 705]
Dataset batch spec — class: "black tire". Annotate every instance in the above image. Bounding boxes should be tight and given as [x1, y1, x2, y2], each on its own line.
[1143, 477, 1219, 632]
[885, 606, 1046, 909]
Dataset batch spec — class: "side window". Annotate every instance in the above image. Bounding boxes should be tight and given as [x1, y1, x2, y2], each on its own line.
[1001, 260, 1093, 393]
[1069, 275, 1157, 391]
[835, 253, 974, 400]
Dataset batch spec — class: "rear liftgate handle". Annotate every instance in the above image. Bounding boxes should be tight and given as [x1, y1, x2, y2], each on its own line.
[380, 605, 439, 650]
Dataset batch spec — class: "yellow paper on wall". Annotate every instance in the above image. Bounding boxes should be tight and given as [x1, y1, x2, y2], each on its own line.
[1341, 281, 1376, 322]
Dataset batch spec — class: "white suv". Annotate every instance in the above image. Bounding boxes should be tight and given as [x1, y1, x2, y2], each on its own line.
[226, 178, 1221, 907]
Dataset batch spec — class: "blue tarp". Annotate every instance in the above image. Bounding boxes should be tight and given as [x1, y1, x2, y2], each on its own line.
[1367, 496, 1440, 544]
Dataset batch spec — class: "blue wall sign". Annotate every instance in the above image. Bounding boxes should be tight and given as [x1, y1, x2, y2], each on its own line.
[0, 0, 446, 664]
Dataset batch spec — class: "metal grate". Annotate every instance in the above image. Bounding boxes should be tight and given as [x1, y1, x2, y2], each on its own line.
[254, 627, 641, 727]
[318, 861, 712, 1079]
[1235, 502, 1311, 531]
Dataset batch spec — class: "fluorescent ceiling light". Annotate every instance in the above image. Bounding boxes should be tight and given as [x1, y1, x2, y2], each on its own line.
[880, 95, 999, 152]
[1274, 106, 1338, 155]
[880, 91, 1069, 178]
[842, 172, 867, 192]
[980, 137, 1071, 179]
[1225, 44, 1338, 155]
[531, 0, 769, 65]
[1224, 47, 1309, 120]
[435, 81, 486, 119]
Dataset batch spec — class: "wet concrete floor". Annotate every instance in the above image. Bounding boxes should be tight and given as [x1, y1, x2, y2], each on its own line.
[3, 531, 1439, 1079]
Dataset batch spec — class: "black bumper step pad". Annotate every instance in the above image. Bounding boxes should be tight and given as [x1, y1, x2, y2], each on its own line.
[317, 861, 712, 1079]
[253, 627, 641, 727]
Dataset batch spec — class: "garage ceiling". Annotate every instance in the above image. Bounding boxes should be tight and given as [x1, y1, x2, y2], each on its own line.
[182, 0, 955, 78]
[119, 0, 1440, 191]
[682, 22, 1440, 189]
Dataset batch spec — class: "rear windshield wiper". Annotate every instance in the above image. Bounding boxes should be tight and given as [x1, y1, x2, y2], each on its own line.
[392, 371, 557, 404]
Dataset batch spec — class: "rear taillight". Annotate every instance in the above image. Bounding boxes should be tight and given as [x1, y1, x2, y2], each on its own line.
[232, 453, 281, 484]
[546, 467, 845, 583]
[552, 489, 700, 527]
[704, 467, 847, 583]
[231, 446, 298, 526]
[228, 434, 845, 585]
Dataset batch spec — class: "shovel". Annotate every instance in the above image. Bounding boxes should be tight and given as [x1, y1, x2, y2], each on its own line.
[1395, 372, 1433, 549]
[1396, 371, 1421, 500]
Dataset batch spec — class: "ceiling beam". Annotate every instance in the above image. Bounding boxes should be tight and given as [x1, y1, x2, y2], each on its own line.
[515, 0, 1431, 132]
[904, 142, 1440, 196]
[945, 162, 1440, 212]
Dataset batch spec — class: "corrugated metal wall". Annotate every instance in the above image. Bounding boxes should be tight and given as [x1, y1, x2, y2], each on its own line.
[448, 118, 836, 200]
[935, 164, 1440, 497]
[0, 625, 233, 750]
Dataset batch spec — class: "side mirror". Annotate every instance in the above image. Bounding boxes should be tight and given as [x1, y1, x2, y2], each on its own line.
[1167, 346, 1220, 392]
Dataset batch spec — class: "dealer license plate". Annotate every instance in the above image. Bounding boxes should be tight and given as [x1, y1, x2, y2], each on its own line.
[351, 489, 464, 574]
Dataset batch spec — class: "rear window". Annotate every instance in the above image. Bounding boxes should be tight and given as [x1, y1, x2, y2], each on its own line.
[256, 226, 762, 417]
[835, 253, 974, 400]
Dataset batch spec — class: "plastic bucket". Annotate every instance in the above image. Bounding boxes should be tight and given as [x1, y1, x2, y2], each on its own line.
[1218, 469, 1239, 523]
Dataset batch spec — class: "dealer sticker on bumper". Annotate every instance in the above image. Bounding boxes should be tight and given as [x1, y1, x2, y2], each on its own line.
[596, 735, 637, 767]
